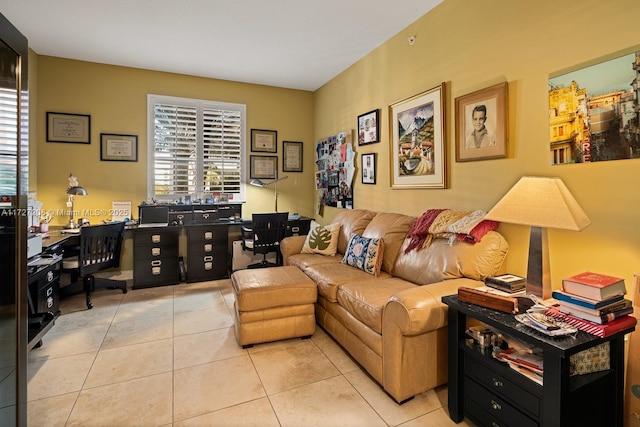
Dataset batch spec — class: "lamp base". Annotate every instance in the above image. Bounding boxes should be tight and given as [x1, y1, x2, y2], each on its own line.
[65, 220, 79, 229]
[525, 226, 552, 300]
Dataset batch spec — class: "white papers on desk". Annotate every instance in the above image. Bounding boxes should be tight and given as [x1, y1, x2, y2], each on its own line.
[60, 228, 80, 234]
[112, 201, 132, 222]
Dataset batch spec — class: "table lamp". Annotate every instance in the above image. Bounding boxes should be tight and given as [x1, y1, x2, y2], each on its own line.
[250, 171, 288, 212]
[66, 173, 87, 229]
[484, 176, 591, 299]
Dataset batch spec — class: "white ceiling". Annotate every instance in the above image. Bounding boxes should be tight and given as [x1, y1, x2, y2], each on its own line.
[0, 0, 443, 91]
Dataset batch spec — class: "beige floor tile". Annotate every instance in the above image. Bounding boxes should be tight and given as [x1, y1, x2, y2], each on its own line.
[250, 339, 340, 395]
[174, 397, 280, 427]
[173, 288, 227, 313]
[398, 407, 476, 427]
[269, 375, 387, 427]
[125, 284, 176, 302]
[173, 355, 265, 422]
[27, 392, 78, 427]
[27, 324, 109, 362]
[174, 327, 246, 370]
[27, 353, 95, 401]
[84, 338, 173, 388]
[66, 372, 173, 427]
[173, 306, 234, 336]
[344, 369, 442, 426]
[59, 287, 125, 312]
[101, 314, 173, 349]
[112, 297, 175, 323]
[311, 328, 360, 374]
[52, 304, 119, 332]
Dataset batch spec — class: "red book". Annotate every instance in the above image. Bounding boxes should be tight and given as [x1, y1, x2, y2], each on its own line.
[545, 308, 636, 338]
[562, 271, 626, 301]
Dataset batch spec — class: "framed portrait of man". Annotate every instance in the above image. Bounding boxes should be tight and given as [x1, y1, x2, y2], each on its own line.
[455, 82, 508, 162]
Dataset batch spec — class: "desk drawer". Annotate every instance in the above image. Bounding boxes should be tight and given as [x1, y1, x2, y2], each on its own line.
[134, 257, 179, 286]
[135, 245, 179, 259]
[188, 226, 227, 245]
[465, 376, 538, 427]
[187, 248, 227, 281]
[134, 229, 179, 247]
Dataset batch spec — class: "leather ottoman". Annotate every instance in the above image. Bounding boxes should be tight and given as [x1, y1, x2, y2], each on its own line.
[231, 266, 317, 347]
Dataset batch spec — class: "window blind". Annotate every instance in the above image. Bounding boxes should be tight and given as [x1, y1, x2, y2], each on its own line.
[148, 95, 245, 201]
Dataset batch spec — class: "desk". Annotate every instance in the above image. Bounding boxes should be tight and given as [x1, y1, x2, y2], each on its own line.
[443, 294, 634, 427]
[132, 216, 313, 289]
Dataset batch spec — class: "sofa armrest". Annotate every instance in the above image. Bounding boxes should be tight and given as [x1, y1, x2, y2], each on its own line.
[384, 277, 482, 336]
[280, 235, 306, 265]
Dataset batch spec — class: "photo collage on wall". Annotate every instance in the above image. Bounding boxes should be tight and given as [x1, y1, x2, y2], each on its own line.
[315, 130, 355, 212]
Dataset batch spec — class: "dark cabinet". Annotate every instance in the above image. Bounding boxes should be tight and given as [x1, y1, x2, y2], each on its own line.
[133, 228, 180, 289]
[187, 225, 228, 281]
[27, 257, 62, 351]
[443, 294, 633, 427]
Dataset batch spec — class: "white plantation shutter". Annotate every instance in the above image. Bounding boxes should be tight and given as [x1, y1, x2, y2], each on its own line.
[0, 87, 19, 195]
[148, 95, 245, 201]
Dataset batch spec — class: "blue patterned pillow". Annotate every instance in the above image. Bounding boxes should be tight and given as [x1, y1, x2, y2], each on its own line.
[341, 234, 385, 276]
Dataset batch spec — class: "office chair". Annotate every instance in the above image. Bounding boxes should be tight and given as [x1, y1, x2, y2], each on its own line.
[241, 212, 289, 268]
[62, 222, 127, 309]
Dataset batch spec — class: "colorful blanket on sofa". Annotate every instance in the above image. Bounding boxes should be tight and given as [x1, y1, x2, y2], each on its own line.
[404, 209, 499, 253]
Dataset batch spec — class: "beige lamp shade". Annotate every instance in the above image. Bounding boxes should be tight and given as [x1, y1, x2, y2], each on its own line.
[484, 176, 591, 231]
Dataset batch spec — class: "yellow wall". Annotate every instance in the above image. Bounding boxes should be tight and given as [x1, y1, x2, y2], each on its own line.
[34, 57, 315, 225]
[314, 0, 640, 288]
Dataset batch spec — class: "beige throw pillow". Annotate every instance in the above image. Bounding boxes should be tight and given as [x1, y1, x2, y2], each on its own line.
[301, 223, 341, 256]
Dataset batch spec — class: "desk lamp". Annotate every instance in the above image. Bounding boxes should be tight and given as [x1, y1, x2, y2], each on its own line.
[66, 173, 87, 229]
[484, 176, 591, 299]
[250, 171, 288, 212]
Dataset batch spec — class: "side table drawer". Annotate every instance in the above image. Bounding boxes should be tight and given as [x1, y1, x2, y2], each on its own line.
[465, 376, 538, 427]
[466, 356, 540, 417]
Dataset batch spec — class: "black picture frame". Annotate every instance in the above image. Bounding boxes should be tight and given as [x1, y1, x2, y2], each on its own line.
[361, 153, 376, 184]
[283, 141, 303, 172]
[251, 128, 278, 153]
[100, 133, 138, 162]
[250, 155, 278, 179]
[357, 109, 380, 146]
[46, 112, 91, 144]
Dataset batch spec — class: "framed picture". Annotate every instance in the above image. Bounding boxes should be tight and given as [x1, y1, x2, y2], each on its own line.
[249, 155, 278, 179]
[361, 153, 376, 184]
[46, 112, 91, 144]
[357, 109, 380, 145]
[100, 133, 138, 162]
[455, 82, 507, 162]
[549, 50, 639, 165]
[389, 83, 446, 189]
[283, 141, 303, 172]
[251, 128, 277, 153]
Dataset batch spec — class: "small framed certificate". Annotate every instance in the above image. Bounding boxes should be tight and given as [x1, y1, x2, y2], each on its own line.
[283, 141, 303, 172]
[251, 128, 277, 153]
[100, 133, 138, 162]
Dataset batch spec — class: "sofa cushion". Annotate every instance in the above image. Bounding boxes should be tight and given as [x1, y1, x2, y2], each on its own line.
[333, 209, 377, 255]
[304, 262, 391, 302]
[342, 234, 385, 276]
[288, 253, 342, 271]
[337, 279, 416, 334]
[392, 230, 509, 285]
[362, 212, 415, 274]
[301, 223, 341, 256]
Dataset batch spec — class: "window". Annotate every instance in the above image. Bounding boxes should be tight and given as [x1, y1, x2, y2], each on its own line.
[147, 94, 246, 202]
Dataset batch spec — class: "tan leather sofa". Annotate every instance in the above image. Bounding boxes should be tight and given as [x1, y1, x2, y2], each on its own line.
[280, 209, 509, 403]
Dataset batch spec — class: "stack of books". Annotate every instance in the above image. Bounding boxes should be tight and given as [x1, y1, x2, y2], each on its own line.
[548, 271, 636, 337]
[484, 274, 526, 294]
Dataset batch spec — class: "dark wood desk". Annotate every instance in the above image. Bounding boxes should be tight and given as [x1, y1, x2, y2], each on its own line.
[443, 294, 634, 427]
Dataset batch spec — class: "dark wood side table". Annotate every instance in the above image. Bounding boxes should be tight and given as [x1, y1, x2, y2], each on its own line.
[442, 294, 634, 427]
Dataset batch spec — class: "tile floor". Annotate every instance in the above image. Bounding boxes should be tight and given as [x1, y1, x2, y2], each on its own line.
[27, 278, 474, 426]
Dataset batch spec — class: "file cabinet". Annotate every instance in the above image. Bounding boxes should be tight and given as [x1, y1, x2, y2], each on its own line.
[133, 227, 180, 288]
[187, 225, 228, 281]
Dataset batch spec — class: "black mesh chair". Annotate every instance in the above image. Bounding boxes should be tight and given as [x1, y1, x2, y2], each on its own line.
[241, 212, 289, 268]
[62, 222, 127, 309]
